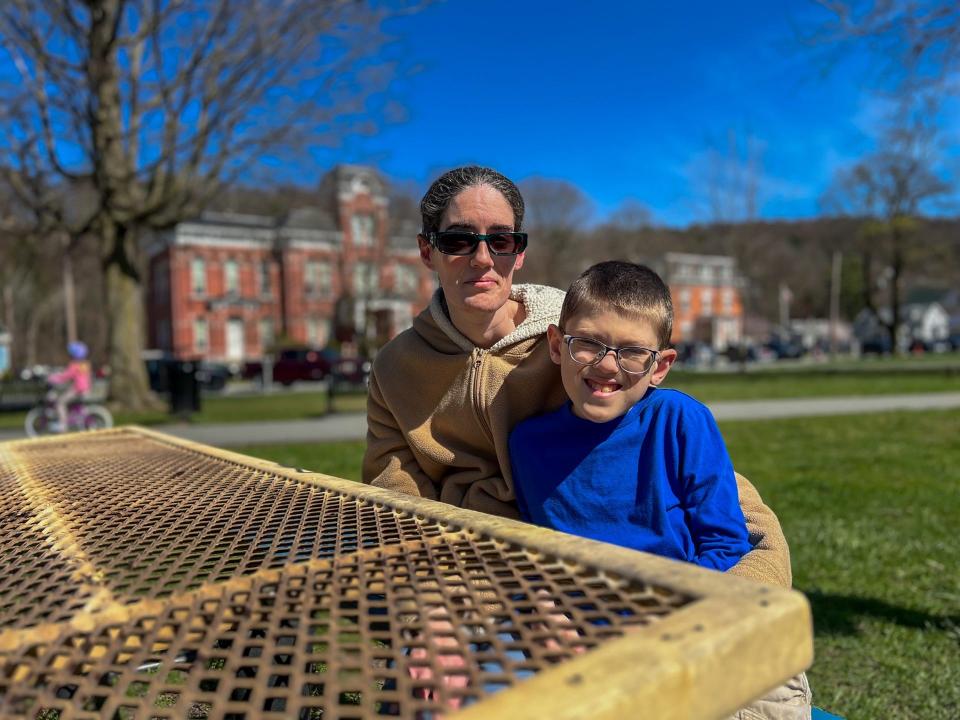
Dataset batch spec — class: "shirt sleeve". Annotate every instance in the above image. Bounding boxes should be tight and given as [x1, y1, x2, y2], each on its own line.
[361, 368, 440, 500]
[676, 402, 752, 571]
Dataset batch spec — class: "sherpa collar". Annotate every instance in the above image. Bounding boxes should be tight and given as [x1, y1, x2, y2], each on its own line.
[428, 283, 566, 353]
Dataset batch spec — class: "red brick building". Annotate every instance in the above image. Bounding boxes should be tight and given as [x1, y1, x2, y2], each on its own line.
[660, 252, 744, 350]
[146, 165, 434, 362]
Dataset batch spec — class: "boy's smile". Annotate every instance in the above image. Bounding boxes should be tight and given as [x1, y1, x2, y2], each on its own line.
[547, 309, 677, 423]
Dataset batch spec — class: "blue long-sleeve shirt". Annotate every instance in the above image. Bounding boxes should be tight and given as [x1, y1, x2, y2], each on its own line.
[509, 387, 750, 571]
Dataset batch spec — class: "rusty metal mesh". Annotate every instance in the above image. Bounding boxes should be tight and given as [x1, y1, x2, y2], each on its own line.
[0, 430, 693, 719]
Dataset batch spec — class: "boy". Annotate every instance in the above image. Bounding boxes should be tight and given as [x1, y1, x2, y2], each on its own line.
[509, 261, 750, 569]
[509, 260, 811, 719]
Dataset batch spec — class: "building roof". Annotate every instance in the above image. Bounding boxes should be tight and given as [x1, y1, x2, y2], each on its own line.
[196, 211, 276, 228]
[283, 207, 338, 230]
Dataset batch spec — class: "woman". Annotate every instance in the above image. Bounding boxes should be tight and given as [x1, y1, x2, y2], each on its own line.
[363, 165, 791, 588]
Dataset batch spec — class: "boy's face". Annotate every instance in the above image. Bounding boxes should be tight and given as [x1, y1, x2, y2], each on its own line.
[548, 308, 677, 423]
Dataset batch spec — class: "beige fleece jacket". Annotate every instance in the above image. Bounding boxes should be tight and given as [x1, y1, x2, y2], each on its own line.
[364, 284, 792, 588]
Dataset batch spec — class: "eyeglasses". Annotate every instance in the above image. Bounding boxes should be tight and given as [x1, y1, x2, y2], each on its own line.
[427, 231, 528, 256]
[561, 334, 661, 376]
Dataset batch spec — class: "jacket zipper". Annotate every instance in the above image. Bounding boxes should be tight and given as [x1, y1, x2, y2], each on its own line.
[471, 349, 491, 437]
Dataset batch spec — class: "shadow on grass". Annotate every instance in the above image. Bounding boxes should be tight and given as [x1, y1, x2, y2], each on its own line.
[805, 590, 960, 638]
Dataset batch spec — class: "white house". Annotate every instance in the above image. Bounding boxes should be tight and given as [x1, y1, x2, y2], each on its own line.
[853, 302, 950, 352]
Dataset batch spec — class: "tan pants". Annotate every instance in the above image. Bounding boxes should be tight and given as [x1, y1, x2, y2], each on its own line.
[730, 672, 812, 720]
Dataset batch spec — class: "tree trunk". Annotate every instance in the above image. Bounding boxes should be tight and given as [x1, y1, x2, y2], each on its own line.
[63, 238, 78, 344]
[2, 285, 15, 371]
[102, 219, 162, 411]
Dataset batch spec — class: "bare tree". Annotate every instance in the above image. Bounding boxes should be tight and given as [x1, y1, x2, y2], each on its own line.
[824, 113, 951, 352]
[810, 1, 959, 92]
[689, 129, 765, 224]
[0, 0, 421, 410]
[519, 177, 594, 287]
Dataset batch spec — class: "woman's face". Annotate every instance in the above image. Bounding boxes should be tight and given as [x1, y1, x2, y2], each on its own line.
[418, 184, 525, 317]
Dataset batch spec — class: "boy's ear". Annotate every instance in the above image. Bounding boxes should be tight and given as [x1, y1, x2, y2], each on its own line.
[417, 234, 434, 270]
[546, 324, 563, 366]
[650, 348, 678, 387]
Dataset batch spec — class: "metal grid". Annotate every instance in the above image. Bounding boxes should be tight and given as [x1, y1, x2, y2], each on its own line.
[0, 428, 812, 719]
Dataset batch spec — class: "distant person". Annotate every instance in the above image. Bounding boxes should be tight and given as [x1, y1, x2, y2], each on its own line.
[363, 165, 790, 585]
[508, 261, 811, 719]
[48, 341, 92, 432]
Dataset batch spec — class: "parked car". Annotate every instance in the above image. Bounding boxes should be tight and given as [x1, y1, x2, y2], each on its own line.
[763, 337, 805, 360]
[243, 347, 371, 387]
[327, 352, 372, 387]
[243, 347, 331, 386]
[143, 351, 233, 393]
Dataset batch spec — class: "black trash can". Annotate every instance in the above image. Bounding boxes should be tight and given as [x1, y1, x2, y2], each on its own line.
[168, 360, 201, 417]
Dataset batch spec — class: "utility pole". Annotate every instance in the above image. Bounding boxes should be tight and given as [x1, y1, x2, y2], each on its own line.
[778, 283, 792, 332]
[829, 250, 842, 357]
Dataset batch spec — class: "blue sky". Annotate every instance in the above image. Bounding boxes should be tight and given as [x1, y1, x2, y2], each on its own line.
[6, 0, 950, 228]
[303, 0, 959, 227]
[309, 0, 934, 226]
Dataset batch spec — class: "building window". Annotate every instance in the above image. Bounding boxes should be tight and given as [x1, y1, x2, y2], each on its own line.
[722, 288, 734, 313]
[679, 288, 691, 314]
[259, 261, 271, 297]
[259, 318, 274, 351]
[700, 288, 714, 316]
[305, 260, 333, 296]
[699, 265, 713, 283]
[191, 258, 206, 296]
[307, 317, 331, 347]
[351, 214, 376, 247]
[194, 317, 209, 353]
[226, 317, 244, 360]
[224, 259, 239, 295]
[394, 264, 418, 296]
[353, 261, 378, 295]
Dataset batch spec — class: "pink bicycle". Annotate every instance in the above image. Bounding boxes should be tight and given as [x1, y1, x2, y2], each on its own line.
[24, 384, 114, 437]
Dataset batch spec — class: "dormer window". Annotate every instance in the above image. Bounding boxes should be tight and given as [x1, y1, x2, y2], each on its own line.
[351, 214, 375, 247]
[351, 176, 370, 195]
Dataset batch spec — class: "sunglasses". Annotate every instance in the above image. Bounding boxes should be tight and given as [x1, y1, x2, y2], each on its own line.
[427, 231, 528, 256]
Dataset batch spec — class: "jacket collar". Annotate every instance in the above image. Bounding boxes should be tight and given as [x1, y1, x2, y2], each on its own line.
[420, 283, 566, 353]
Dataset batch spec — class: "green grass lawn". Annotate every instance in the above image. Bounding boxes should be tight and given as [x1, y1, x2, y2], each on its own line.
[664, 366, 960, 401]
[238, 408, 960, 720]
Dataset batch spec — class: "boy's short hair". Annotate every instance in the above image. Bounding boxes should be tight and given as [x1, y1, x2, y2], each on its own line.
[560, 261, 674, 348]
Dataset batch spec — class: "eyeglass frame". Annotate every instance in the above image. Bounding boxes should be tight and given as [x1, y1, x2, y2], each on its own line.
[560, 332, 662, 376]
[426, 231, 528, 256]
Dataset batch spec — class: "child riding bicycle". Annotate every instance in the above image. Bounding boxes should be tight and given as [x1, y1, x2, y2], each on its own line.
[47, 341, 93, 432]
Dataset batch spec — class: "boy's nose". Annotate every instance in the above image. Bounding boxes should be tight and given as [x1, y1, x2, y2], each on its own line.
[595, 351, 620, 373]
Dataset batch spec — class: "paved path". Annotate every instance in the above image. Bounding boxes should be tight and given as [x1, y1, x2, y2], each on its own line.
[2, 392, 959, 447]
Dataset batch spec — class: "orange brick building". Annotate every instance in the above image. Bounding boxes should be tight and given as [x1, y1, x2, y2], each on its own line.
[145, 165, 434, 362]
[660, 252, 744, 350]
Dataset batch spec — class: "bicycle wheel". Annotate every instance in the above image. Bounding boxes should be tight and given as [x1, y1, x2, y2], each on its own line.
[24, 408, 50, 438]
[83, 405, 114, 431]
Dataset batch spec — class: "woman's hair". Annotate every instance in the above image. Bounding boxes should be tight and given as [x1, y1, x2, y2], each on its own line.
[559, 261, 674, 349]
[420, 166, 525, 234]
